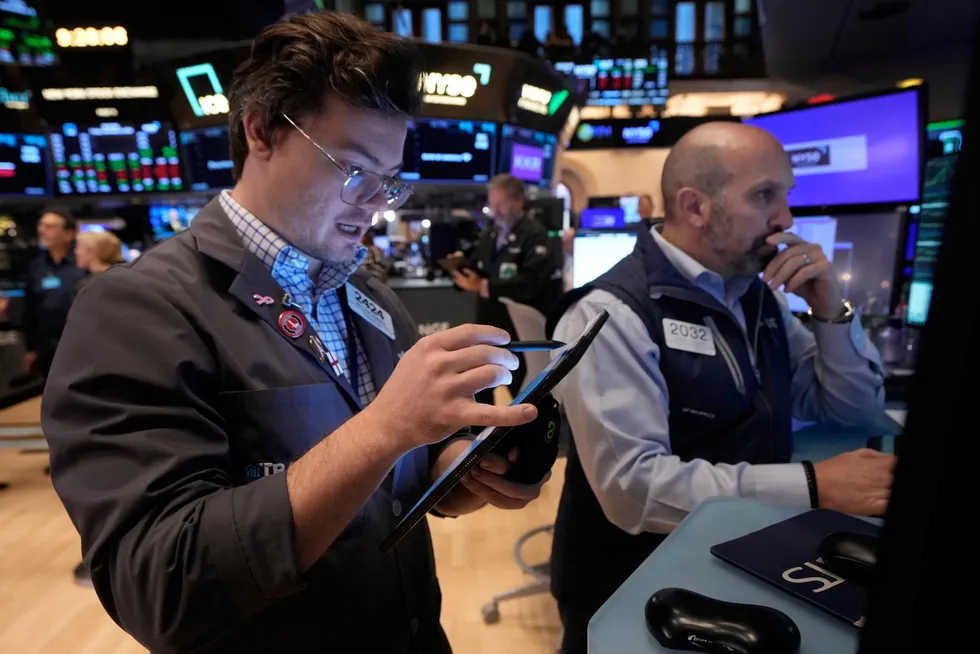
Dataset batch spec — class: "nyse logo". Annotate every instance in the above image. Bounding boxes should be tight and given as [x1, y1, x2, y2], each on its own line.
[423, 63, 492, 107]
[176, 63, 229, 117]
[514, 154, 542, 171]
[245, 462, 286, 479]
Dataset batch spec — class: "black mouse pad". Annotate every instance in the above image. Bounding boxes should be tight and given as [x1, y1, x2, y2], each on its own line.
[710, 509, 881, 628]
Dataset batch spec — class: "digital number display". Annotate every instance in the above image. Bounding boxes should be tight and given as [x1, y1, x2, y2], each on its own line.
[50, 121, 183, 195]
[555, 52, 669, 107]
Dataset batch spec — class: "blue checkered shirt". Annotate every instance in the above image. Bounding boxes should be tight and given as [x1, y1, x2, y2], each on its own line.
[219, 191, 376, 406]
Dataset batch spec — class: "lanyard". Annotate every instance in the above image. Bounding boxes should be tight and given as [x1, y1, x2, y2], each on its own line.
[336, 286, 360, 399]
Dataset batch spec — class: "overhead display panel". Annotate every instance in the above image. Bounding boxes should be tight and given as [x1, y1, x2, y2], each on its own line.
[50, 120, 183, 195]
[554, 50, 669, 108]
[400, 118, 497, 184]
[0, 131, 50, 196]
[0, 0, 56, 66]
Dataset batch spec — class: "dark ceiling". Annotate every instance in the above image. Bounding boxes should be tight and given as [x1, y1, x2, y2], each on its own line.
[759, 0, 979, 119]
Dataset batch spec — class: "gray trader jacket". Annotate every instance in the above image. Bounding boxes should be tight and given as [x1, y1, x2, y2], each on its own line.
[42, 199, 453, 654]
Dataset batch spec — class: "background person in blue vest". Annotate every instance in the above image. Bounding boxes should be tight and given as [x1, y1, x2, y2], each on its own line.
[21, 209, 85, 376]
[546, 121, 895, 653]
[451, 174, 554, 405]
[41, 13, 548, 654]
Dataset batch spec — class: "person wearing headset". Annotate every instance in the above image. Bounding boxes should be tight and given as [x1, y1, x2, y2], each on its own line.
[41, 13, 548, 654]
[547, 122, 895, 653]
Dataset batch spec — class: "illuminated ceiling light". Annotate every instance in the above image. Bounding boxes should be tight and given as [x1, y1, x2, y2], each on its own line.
[383, 210, 396, 222]
[897, 78, 923, 88]
[421, 219, 432, 229]
[662, 92, 786, 117]
[372, 213, 381, 226]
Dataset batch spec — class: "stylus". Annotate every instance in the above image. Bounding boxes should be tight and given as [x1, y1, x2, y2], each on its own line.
[504, 340, 566, 352]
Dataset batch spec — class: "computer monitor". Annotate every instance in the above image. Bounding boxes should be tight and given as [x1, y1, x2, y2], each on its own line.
[148, 203, 203, 241]
[572, 231, 637, 288]
[780, 213, 902, 316]
[742, 88, 924, 209]
[180, 125, 234, 192]
[904, 119, 965, 326]
[498, 124, 557, 188]
[579, 207, 626, 230]
[399, 119, 497, 184]
[0, 132, 52, 197]
[50, 121, 183, 195]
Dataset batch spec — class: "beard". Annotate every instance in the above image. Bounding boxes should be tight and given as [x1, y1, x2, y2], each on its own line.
[704, 202, 782, 276]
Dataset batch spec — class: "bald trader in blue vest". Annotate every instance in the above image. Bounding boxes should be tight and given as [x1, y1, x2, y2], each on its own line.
[547, 121, 896, 653]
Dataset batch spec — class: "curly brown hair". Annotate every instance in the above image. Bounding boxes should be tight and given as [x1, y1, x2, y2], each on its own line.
[227, 11, 425, 180]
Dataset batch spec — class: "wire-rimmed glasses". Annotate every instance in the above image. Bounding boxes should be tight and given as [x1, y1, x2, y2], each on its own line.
[282, 114, 413, 210]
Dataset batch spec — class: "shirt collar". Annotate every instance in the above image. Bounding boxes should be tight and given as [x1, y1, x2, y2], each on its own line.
[219, 190, 367, 293]
[650, 225, 755, 300]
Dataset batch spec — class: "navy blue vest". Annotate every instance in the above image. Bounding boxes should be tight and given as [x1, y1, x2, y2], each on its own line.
[547, 227, 793, 613]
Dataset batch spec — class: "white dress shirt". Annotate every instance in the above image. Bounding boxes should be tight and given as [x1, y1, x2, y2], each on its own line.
[552, 227, 885, 535]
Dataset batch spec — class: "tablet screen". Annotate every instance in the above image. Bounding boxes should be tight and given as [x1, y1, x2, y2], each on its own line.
[402, 309, 607, 517]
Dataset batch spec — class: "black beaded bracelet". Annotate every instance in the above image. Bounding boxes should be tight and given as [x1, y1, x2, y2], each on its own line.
[801, 460, 819, 509]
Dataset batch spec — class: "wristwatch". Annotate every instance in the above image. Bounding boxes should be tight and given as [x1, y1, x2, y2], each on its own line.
[808, 299, 854, 324]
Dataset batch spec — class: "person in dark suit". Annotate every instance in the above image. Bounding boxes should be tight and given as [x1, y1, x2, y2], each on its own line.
[41, 12, 548, 653]
[21, 209, 85, 376]
[451, 174, 554, 403]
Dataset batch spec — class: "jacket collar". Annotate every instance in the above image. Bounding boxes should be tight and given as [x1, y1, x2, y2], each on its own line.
[189, 197, 393, 412]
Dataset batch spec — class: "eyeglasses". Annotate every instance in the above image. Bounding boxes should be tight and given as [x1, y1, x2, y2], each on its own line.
[282, 114, 413, 210]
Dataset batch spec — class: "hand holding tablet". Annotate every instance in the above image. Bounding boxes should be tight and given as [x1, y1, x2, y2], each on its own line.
[380, 309, 610, 552]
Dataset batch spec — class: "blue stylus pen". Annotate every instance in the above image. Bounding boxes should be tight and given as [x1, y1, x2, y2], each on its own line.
[503, 340, 566, 352]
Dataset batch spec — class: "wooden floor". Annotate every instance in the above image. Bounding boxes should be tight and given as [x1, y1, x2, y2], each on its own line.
[0, 447, 565, 654]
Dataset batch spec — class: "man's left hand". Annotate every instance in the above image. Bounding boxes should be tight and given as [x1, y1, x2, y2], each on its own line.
[762, 233, 843, 320]
[434, 440, 549, 514]
[460, 447, 551, 510]
[452, 269, 488, 298]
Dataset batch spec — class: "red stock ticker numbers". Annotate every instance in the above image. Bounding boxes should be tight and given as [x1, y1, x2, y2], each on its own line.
[50, 121, 183, 195]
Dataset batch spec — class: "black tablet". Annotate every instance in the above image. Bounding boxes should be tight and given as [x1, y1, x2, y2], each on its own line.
[380, 308, 610, 552]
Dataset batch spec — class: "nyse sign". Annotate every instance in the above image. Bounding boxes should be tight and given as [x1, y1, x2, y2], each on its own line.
[176, 63, 229, 117]
[423, 63, 492, 107]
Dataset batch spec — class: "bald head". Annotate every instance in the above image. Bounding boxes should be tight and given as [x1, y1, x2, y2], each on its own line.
[661, 122, 786, 222]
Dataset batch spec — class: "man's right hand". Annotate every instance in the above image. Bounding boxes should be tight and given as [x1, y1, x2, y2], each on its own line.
[813, 448, 896, 516]
[368, 324, 538, 450]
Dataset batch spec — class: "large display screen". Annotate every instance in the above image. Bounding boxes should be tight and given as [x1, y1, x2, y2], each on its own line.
[50, 121, 183, 195]
[0, 132, 51, 197]
[906, 120, 965, 326]
[780, 213, 901, 316]
[554, 52, 669, 107]
[572, 231, 637, 288]
[498, 124, 556, 188]
[180, 125, 234, 192]
[742, 89, 923, 208]
[400, 119, 496, 184]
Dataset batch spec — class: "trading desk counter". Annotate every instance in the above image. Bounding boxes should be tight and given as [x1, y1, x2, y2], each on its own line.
[389, 277, 478, 336]
[589, 498, 880, 654]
